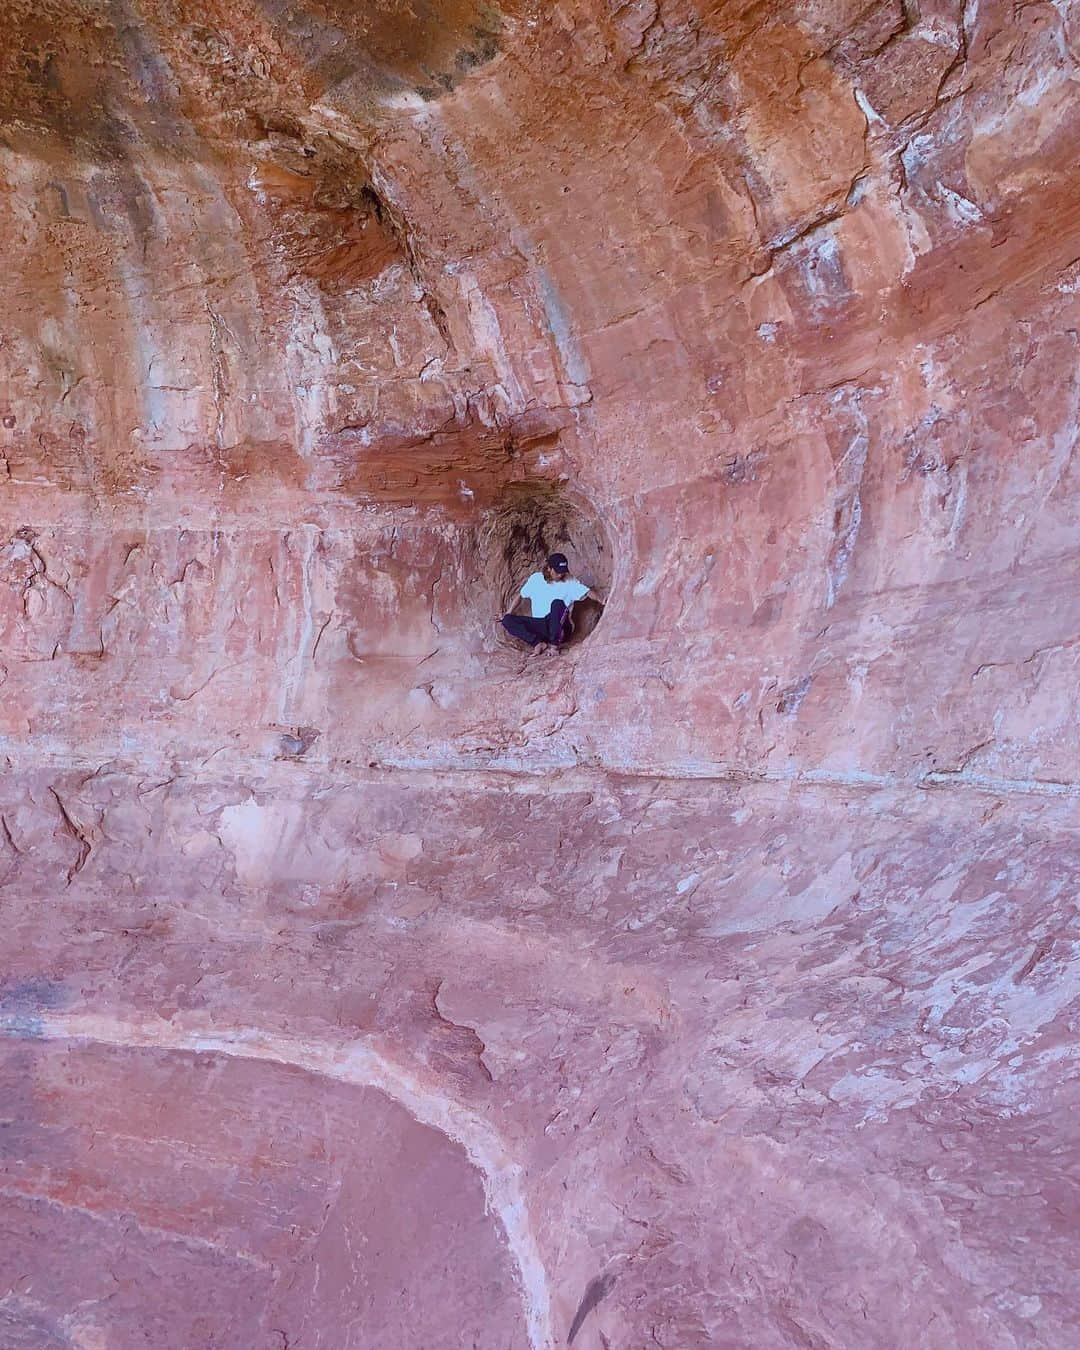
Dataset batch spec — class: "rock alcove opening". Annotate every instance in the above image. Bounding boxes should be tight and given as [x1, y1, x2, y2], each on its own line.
[476, 485, 612, 650]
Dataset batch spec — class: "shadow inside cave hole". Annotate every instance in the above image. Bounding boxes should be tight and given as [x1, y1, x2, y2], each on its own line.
[476, 483, 612, 651]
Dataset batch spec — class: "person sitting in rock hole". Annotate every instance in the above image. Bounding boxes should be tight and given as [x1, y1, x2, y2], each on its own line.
[500, 552, 601, 651]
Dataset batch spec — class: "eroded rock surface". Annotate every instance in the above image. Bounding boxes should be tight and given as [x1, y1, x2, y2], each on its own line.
[1, 2, 1079, 1346]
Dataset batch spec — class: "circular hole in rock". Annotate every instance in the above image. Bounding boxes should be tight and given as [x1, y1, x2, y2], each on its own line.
[476, 483, 611, 649]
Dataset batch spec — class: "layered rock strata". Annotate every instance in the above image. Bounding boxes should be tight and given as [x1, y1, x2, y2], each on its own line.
[2, 2, 1079, 1346]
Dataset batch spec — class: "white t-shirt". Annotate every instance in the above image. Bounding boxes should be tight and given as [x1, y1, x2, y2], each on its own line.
[520, 571, 589, 618]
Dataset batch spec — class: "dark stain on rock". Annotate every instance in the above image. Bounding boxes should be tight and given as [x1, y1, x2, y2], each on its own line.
[568, 1270, 617, 1344]
[776, 673, 814, 716]
[0, 976, 68, 1014]
[0, 0, 197, 157]
[0, 975, 67, 1040]
[278, 725, 322, 759]
[250, 0, 507, 102]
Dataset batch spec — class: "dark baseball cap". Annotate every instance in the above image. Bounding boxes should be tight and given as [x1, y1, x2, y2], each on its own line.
[547, 553, 570, 574]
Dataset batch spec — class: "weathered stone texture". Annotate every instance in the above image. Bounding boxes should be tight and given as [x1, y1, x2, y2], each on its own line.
[1, 2, 1079, 1347]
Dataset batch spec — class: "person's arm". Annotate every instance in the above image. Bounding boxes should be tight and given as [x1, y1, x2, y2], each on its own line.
[573, 579, 603, 604]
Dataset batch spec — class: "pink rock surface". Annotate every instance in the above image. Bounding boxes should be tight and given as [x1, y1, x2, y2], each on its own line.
[1, 1, 1079, 1346]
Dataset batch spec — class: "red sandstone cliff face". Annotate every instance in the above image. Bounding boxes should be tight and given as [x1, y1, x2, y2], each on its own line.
[2, 3, 1079, 1347]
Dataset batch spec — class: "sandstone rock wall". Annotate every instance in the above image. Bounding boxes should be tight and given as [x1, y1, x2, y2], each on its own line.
[1, 3, 1078, 1347]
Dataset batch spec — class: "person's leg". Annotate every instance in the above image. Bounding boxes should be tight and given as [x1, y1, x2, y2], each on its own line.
[543, 600, 567, 646]
[501, 612, 545, 646]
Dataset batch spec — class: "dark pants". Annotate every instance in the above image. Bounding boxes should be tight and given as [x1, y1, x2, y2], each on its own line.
[501, 600, 567, 648]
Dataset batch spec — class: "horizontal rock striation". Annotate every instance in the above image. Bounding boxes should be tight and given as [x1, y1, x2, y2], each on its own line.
[2, 1, 1079, 1346]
